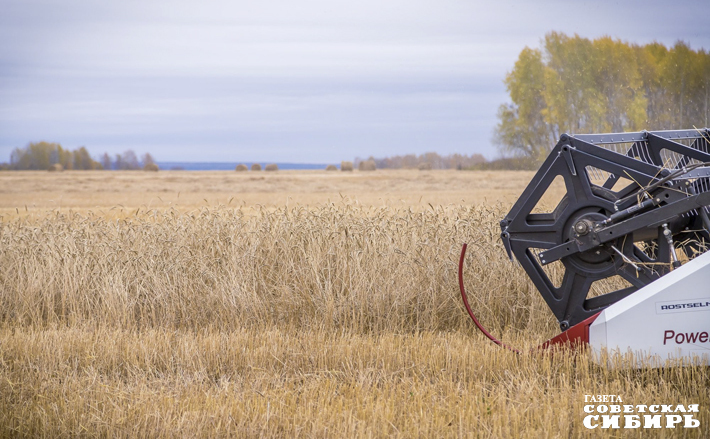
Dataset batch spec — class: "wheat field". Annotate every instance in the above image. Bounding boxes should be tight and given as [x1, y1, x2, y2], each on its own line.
[0, 169, 707, 438]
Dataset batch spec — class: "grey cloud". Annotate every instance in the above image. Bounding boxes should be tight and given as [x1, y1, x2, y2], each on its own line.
[1, 0, 709, 163]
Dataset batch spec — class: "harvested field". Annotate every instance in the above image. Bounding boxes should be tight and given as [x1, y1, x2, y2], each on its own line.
[0, 169, 540, 218]
[0, 170, 707, 437]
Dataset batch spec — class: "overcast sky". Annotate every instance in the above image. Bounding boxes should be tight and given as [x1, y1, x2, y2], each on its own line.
[1, 0, 709, 163]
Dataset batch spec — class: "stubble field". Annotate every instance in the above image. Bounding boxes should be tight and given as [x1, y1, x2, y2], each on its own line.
[0, 169, 707, 438]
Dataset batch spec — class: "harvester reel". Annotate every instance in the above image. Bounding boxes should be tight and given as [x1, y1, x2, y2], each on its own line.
[500, 130, 710, 331]
[459, 129, 710, 366]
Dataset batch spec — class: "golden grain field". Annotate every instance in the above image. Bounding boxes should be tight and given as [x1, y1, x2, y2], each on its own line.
[0, 169, 707, 438]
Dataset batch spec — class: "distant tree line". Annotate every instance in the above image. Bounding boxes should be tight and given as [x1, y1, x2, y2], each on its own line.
[355, 152, 486, 170]
[3, 141, 156, 170]
[98, 150, 156, 170]
[7, 142, 102, 170]
[497, 32, 710, 161]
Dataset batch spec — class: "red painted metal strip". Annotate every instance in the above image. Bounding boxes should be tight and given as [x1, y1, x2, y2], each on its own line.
[538, 312, 601, 350]
[459, 243, 521, 353]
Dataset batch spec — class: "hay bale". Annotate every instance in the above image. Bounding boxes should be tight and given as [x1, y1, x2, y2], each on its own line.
[251, 163, 262, 171]
[358, 159, 376, 171]
[48, 163, 64, 172]
[144, 163, 159, 172]
[264, 164, 278, 171]
[235, 164, 248, 172]
[418, 162, 432, 171]
[325, 164, 338, 171]
[341, 161, 354, 172]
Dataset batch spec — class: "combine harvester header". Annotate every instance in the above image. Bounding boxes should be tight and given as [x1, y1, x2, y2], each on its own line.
[460, 129, 710, 367]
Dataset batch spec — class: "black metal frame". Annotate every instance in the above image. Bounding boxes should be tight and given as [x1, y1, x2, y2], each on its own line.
[501, 129, 710, 330]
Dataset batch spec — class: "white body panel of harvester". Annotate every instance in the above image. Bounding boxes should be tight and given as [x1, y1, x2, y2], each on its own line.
[588, 251, 710, 367]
